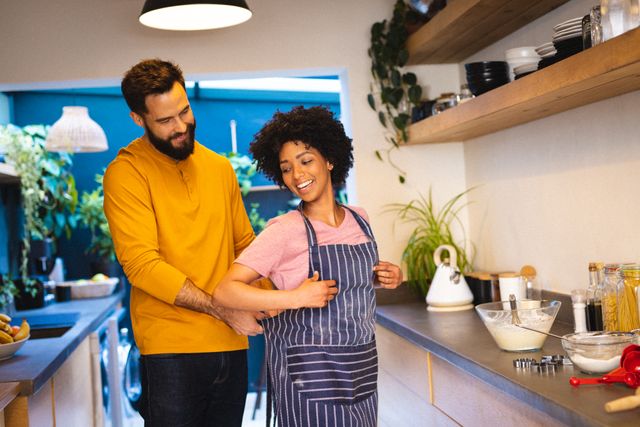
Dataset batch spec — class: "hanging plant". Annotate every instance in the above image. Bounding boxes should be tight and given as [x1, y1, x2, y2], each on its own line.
[368, 0, 424, 184]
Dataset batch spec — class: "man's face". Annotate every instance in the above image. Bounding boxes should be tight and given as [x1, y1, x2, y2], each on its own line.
[133, 82, 196, 160]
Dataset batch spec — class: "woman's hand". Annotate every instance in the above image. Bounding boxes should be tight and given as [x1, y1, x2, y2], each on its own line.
[291, 271, 338, 308]
[373, 261, 403, 289]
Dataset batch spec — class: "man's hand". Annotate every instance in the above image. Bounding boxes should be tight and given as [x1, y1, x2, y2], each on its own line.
[290, 271, 338, 309]
[218, 308, 264, 336]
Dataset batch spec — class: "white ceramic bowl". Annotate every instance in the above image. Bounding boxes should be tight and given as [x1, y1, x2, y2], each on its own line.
[58, 277, 119, 299]
[0, 335, 30, 361]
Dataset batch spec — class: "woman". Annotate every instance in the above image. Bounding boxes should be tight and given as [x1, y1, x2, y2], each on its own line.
[215, 106, 402, 426]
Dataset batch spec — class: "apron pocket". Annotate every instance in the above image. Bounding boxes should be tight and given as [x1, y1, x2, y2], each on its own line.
[286, 340, 378, 404]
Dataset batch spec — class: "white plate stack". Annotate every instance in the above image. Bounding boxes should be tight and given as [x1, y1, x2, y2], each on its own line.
[505, 46, 540, 81]
[552, 16, 583, 42]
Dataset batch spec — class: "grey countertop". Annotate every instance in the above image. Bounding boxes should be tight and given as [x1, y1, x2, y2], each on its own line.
[0, 291, 124, 395]
[376, 298, 640, 427]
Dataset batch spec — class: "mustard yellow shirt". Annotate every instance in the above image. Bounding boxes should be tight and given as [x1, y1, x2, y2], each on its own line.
[103, 138, 255, 355]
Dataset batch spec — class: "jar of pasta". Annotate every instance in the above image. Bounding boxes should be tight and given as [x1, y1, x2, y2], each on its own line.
[602, 264, 622, 331]
[619, 264, 640, 331]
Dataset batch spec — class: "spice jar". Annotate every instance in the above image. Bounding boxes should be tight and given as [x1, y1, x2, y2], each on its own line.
[619, 264, 640, 331]
[602, 264, 622, 331]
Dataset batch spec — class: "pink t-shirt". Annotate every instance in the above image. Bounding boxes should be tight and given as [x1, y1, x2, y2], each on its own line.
[235, 206, 371, 290]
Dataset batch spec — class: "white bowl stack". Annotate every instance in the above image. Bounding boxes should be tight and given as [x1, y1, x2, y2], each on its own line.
[535, 41, 556, 58]
[505, 47, 541, 81]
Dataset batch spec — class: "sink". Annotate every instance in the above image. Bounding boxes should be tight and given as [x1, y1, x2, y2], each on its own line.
[20, 312, 80, 339]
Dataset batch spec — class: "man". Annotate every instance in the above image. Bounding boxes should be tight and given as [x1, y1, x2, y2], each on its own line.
[103, 58, 263, 427]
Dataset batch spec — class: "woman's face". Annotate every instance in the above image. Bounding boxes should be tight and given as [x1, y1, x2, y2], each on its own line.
[279, 141, 333, 203]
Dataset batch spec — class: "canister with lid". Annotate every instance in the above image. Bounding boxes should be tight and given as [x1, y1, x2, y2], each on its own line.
[619, 264, 640, 331]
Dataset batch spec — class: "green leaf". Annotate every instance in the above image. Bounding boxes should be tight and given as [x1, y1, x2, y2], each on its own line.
[408, 85, 423, 104]
[391, 69, 401, 87]
[375, 150, 383, 161]
[393, 113, 409, 130]
[378, 111, 387, 127]
[402, 72, 417, 85]
[367, 93, 376, 110]
[399, 175, 405, 184]
[398, 49, 409, 67]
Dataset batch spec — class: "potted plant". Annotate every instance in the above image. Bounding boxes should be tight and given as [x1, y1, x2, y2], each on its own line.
[385, 187, 475, 298]
[1, 124, 78, 307]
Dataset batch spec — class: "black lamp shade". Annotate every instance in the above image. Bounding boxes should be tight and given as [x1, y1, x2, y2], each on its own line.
[139, 0, 252, 31]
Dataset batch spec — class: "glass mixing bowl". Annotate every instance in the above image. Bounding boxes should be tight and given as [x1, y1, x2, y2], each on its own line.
[475, 300, 561, 352]
[561, 331, 637, 374]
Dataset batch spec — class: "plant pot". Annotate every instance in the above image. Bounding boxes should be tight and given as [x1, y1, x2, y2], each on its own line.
[14, 278, 45, 311]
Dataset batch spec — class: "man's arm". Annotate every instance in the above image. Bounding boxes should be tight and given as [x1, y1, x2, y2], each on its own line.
[174, 278, 264, 335]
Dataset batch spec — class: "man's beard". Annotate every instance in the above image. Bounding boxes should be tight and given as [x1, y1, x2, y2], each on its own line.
[145, 119, 196, 161]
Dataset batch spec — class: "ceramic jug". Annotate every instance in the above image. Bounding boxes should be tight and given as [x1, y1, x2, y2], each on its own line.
[425, 244, 474, 311]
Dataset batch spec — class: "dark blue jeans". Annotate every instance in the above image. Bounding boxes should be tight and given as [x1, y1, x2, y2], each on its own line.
[140, 350, 247, 427]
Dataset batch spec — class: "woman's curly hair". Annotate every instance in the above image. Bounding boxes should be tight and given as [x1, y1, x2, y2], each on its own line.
[249, 106, 353, 187]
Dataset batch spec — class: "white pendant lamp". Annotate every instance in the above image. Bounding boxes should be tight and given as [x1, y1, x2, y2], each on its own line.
[45, 106, 108, 153]
[139, 0, 252, 31]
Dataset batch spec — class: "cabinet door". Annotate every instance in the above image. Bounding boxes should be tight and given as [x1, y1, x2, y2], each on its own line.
[376, 325, 456, 426]
[4, 380, 53, 427]
[52, 337, 94, 426]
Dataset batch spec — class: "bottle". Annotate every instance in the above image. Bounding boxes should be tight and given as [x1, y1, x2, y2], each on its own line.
[602, 264, 621, 331]
[586, 262, 604, 331]
[571, 289, 588, 333]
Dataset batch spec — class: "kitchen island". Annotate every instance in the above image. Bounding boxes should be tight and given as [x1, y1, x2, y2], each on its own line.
[0, 291, 124, 426]
[376, 297, 639, 426]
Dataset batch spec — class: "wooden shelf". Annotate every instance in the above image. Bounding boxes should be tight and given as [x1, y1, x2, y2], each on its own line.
[0, 162, 19, 184]
[407, 0, 570, 64]
[407, 28, 640, 145]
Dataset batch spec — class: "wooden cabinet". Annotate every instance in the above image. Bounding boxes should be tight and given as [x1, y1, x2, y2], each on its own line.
[405, 1, 640, 145]
[377, 325, 566, 426]
[4, 337, 95, 427]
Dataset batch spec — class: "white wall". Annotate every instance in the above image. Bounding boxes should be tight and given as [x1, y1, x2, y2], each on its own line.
[0, 0, 468, 267]
[461, 0, 640, 293]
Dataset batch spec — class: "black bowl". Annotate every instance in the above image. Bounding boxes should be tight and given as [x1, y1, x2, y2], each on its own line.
[466, 76, 510, 86]
[464, 61, 509, 73]
[466, 71, 510, 82]
[468, 80, 509, 96]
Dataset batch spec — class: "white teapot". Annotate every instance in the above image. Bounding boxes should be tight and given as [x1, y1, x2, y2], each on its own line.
[425, 244, 474, 311]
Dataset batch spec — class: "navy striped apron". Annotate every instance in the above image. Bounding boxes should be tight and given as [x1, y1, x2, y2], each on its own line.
[263, 204, 379, 426]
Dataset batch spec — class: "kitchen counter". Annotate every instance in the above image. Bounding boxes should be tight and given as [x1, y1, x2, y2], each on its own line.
[376, 299, 640, 426]
[0, 291, 124, 396]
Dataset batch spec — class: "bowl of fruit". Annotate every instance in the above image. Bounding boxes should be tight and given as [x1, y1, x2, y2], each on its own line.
[0, 314, 30, 361]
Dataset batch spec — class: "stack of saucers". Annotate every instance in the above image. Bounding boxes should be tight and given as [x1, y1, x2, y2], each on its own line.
[464, 61, 510, 96]
[539, 16, 584, 69]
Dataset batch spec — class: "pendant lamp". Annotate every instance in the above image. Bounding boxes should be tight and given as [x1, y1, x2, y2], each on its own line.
[139, 0, 252, 31]
[45, 106, 108, 153]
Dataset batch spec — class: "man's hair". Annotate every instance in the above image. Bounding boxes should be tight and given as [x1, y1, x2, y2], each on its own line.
[250, 106, 354, 187]
[121, 59, 185, 115]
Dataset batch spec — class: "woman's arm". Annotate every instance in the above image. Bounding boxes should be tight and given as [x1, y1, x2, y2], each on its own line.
[214, 263, 338, 311]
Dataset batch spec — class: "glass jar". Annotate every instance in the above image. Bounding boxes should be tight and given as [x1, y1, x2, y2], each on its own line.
[619, 264, 640, 331]
[602, 264, 622, 331]
[600, 0, 640, 42]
